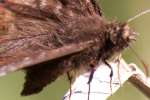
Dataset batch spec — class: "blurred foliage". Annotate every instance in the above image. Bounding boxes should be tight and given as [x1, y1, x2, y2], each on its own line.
[0, 0, 150, 100]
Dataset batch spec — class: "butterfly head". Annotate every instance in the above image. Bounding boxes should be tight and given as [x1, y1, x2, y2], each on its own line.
[107, 22, 137, 51]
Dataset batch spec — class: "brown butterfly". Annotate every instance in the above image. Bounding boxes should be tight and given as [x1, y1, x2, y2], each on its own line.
[0, 0, 136, 96]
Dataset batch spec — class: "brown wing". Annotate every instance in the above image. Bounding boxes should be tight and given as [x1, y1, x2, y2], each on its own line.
[0, 0, 104, 95]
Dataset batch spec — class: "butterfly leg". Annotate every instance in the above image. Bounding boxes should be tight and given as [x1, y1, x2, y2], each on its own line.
[103, 60, 113, 94]
[87, 64, 96, 100]
[115, 54, 122, 86]
[67, 71, 73, 100]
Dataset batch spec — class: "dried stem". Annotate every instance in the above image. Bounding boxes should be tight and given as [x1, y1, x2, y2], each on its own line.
[129, 64, 150, 98]
[64, 59, 150, 100]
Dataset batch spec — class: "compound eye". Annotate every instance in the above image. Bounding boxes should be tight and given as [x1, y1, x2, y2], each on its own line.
[122, 25, 130, 39]
[122, 24, 137, 41]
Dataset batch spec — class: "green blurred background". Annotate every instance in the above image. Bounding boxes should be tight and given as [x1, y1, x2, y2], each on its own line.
[0, 0, 150, 100]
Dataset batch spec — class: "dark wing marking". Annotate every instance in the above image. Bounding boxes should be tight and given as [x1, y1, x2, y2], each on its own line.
[0, 0, 104, 95]
[21, 57, 69, 96]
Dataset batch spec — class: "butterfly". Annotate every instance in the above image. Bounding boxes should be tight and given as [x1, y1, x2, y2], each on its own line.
[0, 0, 136, 96]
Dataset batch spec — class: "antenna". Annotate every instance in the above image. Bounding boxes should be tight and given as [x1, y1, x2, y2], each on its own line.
[127, 9, 150, 23]
[126, 9, 150, 76]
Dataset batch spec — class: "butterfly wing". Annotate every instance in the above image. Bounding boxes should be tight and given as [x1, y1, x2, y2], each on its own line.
[0, 0, 103, 95]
